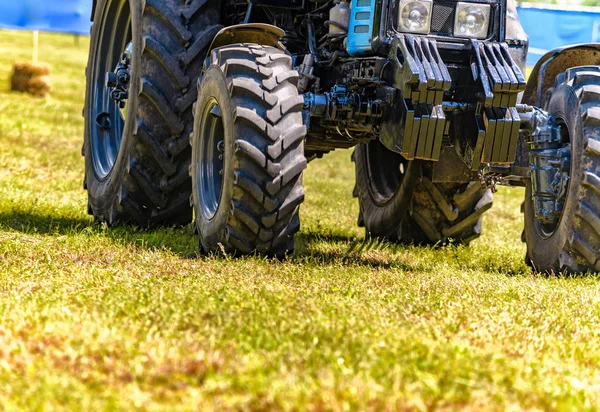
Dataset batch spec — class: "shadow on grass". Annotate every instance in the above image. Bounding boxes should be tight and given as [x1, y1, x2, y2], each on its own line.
[0, 209, 199, 258]
[0, 210, 92, 235]
[0, 209, 421, 269]
[297, 230, 356, 245]
[293, 230, 421, 271]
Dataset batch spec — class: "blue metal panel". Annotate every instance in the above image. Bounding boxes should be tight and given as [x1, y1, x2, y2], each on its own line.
[347, 0, 377, 56]
[0, 0, 92, 35]
[517, 4, 600, 66]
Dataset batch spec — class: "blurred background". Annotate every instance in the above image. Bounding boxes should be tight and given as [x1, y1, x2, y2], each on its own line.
[0, 0, 600, 66]
[0, 0, 598, 67]
[0, 1, 92, 36]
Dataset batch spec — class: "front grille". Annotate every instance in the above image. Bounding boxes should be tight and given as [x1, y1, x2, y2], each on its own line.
[431, 3, 455, 35]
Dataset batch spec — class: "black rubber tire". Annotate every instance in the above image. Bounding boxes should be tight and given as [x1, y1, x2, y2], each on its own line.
[352, 140, 420, 239]
[524, 67, 600, 273]
[353, 140, 493, 244]
[84, 0, 222, 226]
[191, 44, 307, 256]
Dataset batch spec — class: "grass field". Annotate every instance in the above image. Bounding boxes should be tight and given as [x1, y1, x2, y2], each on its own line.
[2, 29, 600, 410]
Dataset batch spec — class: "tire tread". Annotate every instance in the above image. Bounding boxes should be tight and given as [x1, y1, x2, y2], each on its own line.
[195, 44, 306, 256]
[86, 0, 221, 227]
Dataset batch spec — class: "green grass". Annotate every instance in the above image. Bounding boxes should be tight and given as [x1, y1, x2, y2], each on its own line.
[1, 29, 600, 410]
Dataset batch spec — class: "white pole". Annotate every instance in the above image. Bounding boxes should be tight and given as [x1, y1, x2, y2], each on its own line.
[33, 30, 39, 63]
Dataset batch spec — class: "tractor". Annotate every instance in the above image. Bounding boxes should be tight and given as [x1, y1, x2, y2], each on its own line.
[84, 0, 600, 273]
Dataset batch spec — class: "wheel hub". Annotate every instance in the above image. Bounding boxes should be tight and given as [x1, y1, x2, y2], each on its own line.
[106, 42, 132, 120]
[196, 99, 225, 220]
[89, 0, 132, 180]
[523, 107, 572, 237]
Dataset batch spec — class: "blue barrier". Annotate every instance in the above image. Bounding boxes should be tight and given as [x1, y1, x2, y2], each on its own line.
[0, 0, 92, 35]
[0, 1, 598, 67]
[517, 3, 600, 67]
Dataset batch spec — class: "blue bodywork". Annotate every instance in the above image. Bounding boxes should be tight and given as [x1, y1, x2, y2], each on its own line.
[347, 0, 378, 56]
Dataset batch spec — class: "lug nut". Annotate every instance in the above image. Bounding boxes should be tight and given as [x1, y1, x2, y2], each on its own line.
[111, 90, 129, 102]
[105, 72, 118, 88]
[118, 72, 130, 84]
[96, 112, 111, 130]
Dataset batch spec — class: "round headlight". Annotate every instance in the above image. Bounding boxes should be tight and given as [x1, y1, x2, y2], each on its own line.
[399, 0, 432, 34]
[454, 3, 491, 39]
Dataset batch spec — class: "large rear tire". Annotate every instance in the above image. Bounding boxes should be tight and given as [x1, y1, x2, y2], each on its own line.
[191, 45, 307, 256]
[353, 141, 493, 244]
[84, 0, 222, 226]
[524, 67, 600, 273]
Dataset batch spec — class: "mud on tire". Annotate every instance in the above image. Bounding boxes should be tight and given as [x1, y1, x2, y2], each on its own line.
[353, 140, 493, 244]
[191, 44, 307, 256]
[402, 178, 493, 244]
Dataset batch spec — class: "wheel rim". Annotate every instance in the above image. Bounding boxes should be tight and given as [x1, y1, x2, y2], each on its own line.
[89, 0, 132, 179]
[534, 118, 571, 239]
[365, 140, 407, 206]
[196, 98, 225, 220]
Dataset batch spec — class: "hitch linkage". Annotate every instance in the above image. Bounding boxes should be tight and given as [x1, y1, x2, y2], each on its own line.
[106, 52, 131, 109]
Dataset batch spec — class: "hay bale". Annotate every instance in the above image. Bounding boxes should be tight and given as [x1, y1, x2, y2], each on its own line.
[10, 62, 52, 97]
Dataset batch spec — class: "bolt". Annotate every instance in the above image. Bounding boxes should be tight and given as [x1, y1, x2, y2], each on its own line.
[111, 90, 129, 102]
[105, 72, 118, 88]
[96, 112, 111, 130]
[118, 72, 130, 85]
[217, 140, 224, 152]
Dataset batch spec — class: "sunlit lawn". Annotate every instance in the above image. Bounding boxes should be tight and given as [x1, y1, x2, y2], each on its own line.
[1, 29, 600, 410]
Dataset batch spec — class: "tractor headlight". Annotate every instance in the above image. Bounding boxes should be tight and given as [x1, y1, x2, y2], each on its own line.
[454, 3, 491, 39]
[398, 0, 432, 34]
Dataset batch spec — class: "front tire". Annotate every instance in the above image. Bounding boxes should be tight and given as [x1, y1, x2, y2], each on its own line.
[191, 45, 307, 256]
[524, 67, 600, 273]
